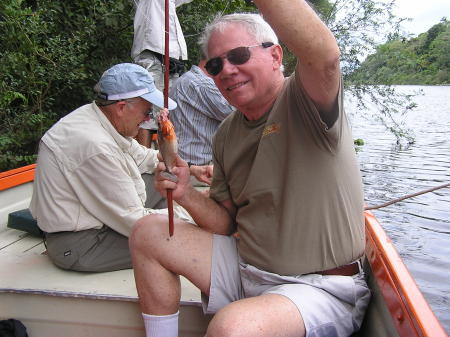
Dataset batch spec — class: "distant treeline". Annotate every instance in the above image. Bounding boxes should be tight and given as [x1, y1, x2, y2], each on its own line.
[348, 18, 450, 85]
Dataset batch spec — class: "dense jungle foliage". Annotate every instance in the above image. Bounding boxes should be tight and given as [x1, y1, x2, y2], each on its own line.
[0, 0, 257, 170]
[349, 18, 450, 85]
[0, 0, 428, 170]
[1, 0, 136, 170]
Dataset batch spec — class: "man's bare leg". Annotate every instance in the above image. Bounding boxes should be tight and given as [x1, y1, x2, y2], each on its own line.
[206, 294, 306, 337]
[130, 214, 213, 313]
[130, 214, 306, 337]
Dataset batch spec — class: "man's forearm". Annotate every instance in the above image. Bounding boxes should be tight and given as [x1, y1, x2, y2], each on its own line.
[254, 0, 339, 65]
[177, 187, 234, 235]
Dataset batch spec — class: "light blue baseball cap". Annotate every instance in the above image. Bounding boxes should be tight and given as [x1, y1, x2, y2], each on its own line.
[95, 63, 176, 110]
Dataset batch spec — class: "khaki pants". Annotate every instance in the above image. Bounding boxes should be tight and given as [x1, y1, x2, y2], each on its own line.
[45, 226, 131, 272]
[44, 173, 165, 272]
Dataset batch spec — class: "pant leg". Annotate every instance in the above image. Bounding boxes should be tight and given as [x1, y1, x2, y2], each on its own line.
[45, 226, 132, 272]
[142, 173, 167, 209]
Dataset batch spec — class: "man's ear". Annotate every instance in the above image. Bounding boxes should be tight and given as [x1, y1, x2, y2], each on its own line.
[271, 44, 283, 70]
[115, 101, 127, 116]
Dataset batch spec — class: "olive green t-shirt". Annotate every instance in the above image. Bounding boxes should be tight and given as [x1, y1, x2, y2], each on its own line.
[210, 74, 365, 276]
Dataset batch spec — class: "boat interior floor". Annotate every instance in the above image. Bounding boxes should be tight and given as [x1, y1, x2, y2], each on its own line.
[0, 227, 211, 337]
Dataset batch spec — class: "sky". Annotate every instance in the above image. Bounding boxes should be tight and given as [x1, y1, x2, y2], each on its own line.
[392, 0, 450, 36]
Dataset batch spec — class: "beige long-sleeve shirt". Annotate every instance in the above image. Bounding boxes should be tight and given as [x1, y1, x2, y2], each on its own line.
[30, 102, 159, 237]
[131, 0, 193, 60]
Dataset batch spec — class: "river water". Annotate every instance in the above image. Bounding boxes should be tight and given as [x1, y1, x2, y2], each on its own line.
[347, 85, 450, 333]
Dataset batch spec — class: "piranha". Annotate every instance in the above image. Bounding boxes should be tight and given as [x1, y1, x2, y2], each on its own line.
[157, 109, 178, 237]
[157, 109, 178, 181]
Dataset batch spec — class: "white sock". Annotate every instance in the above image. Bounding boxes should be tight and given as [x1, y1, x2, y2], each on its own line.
[142, 311, 179, 337]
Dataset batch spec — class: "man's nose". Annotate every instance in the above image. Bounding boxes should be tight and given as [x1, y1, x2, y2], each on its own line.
[220, 58, 238, 76]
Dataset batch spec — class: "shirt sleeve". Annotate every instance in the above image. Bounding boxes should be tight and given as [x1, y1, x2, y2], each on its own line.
[128, 138, 159, 174]
[68, 152, 147, 237]
[209, 126, 233, 203]
[195, 83, 234, 121]
[290, 73, 343, 150]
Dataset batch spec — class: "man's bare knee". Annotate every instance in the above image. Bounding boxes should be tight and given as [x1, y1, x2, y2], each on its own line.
[206, 306, 246, 337]
[130, 214, 166, 253]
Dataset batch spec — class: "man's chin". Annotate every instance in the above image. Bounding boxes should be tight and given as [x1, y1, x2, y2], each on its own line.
[230, 97, 253, 112]
[226, 95, 249, 109]
[131, 130, 139, 138]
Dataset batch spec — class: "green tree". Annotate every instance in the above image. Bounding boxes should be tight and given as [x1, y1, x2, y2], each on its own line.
[0, 0, 135, 170]
[324, 0, 419, 143]
[348, 19, 450, 85]
[178, 0, 256, 66]
[179, 0, 419, 143]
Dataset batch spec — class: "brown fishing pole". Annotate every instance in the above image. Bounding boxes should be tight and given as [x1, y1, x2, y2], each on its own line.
[163, 0, 174, 237]
[364, 182, 450, 211]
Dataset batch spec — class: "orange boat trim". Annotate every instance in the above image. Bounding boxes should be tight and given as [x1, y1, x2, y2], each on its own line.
[365, 211, 447, 337]
[0, 164, 36, 191]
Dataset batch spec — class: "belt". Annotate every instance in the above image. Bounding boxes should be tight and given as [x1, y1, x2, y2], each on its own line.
[314, 259, 362, 276]
[187, 162, 210, 167]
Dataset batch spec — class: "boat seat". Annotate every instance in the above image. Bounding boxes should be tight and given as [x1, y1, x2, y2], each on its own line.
[7, 208, 42, 237]
[0, 227, 201, 304]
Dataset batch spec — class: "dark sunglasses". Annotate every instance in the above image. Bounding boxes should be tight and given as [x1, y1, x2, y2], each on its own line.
[205, 42, 274, 76]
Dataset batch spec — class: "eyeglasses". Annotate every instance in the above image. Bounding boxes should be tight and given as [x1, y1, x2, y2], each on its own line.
[124, 99, 153, 117]
[205, 42, 274, 76]
[96, 97, 153, 117]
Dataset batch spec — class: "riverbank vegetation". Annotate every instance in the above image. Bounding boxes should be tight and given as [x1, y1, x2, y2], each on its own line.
[349, 18, 450, 85]
[0, 0, 434, 170]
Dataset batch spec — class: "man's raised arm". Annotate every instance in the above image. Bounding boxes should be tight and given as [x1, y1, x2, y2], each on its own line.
[254, 0, 341, 114]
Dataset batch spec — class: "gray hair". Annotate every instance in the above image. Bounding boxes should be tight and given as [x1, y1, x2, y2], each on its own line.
[93, 82, 141, 107]
[93, 82, 116, 106]
[198, 13, 279, 59]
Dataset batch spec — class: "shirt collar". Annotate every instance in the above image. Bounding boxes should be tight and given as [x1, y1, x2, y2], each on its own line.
[190, 65, 201, 73]
[92, 102, 133, 152]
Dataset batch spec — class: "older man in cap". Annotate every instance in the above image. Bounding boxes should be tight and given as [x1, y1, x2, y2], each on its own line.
[30, 63, 192, 272]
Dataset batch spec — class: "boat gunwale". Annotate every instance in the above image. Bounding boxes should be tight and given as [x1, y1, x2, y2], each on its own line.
[365, 211, 447, 337]
[0, 164, 36, 191]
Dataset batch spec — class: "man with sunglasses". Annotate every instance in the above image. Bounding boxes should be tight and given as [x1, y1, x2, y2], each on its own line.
[30, 63, 195, 272]
[130, 1, 370, 337]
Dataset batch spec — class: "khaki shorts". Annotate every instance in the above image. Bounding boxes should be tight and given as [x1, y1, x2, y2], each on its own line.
[202, 235, 371, 337]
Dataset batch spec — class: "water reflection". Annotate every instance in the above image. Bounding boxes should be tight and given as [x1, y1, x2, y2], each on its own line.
[347, 85, 450, 333]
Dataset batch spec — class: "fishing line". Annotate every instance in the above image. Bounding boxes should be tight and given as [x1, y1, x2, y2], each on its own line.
[364, 182, 450, 211]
